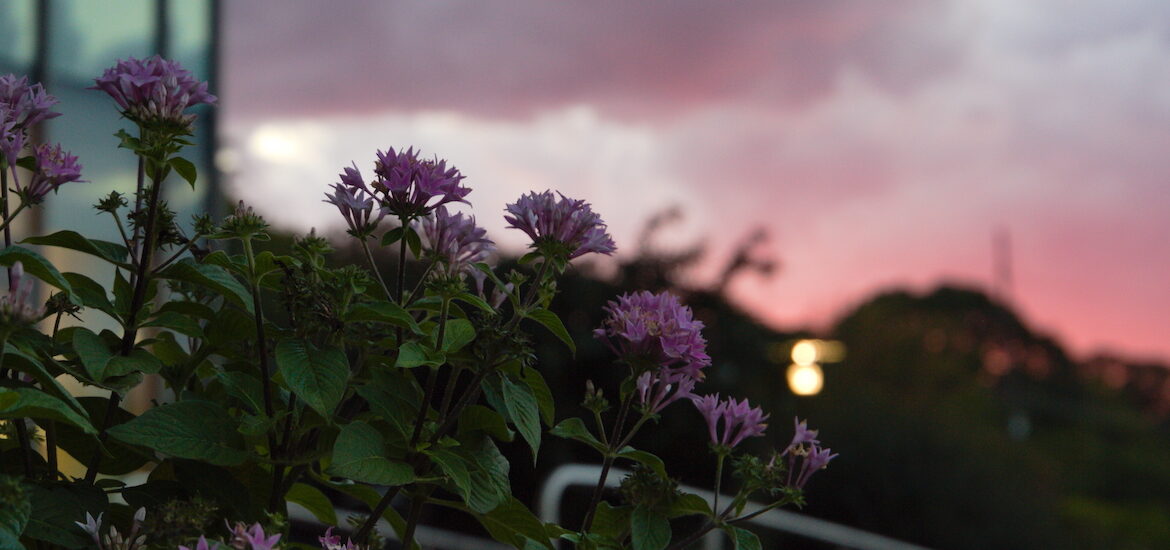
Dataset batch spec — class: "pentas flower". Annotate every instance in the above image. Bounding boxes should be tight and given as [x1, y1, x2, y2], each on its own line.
[75, 512, 103, 546]
[505, 190, 616, 260]
[1, 262, 43, 327]
[691, 394, 769, 449]
[371, 146, 469, 219]
[319, 527, 363, 550]
[324, 163, 385, 237]
[228, 522, 281, 550]
[0, 109, 22, 164]
[636, 369, 696, 414]
[20, 143, 83, 203]
[416, 206, 495, 279]
[90, 55, 216, 129]
[594, 291, 710, 378]
[779, 418, 836, 489]
[0, 74, 60, 143]
[783, 417, 820, 454]
[180, 536, 221, 550]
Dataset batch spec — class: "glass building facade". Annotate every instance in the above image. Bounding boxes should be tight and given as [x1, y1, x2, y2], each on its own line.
[0, 1, 219, 409]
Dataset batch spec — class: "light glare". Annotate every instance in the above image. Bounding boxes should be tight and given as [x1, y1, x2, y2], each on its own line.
[791, 340, 819, 366]
[787, 363, 824, 396]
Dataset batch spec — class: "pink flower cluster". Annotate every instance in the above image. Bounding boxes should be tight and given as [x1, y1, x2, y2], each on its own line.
[0, 74, 60, 163]
[594, 291, 711, 379]
[373, 146, 470, 219]
[416, 206, 495, 279]
[692, 394, 770, 449]
[90, 55, 216, 128]
[780, 417, 838, 489]
[505, 190, 616, 260]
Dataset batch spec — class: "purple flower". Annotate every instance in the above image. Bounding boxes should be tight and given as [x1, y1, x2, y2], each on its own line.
[20, 143, 83, 203]
[180, 536, 221, 550]
[594, 291, 710, 378]
[371, 146, 470, 219]
[324, 163, 385, 236]
[74, 512, 103, 546]
[504, 190, 616, 260]
[0, 109, 23, 164]
[636, 369, 696, 414]
[90, 56, 216, 129]
[782, 417, 820, 456]
[690, 394, 769, 449]
[228, 522, 281, 550]
[319, 527, 362, 550]
[1, 262, 43, 326]
[415, 206, 495, 279]
[0, 74, 60, 132]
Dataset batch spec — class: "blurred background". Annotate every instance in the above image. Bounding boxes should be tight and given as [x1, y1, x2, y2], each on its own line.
[3, 1, 1170, 548]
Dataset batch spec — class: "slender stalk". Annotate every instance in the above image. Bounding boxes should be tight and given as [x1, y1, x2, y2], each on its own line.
[2, 162, 13, 249]
[44, 421, 58, 479]
[130, 156, 146, 256]
[581, 392, 635, 532]
[403, 260, 435, 307]
[400, 489, 429, 550]
[507, 259, 550, 331]
[85, 162, 166, 483]
[0, 201, 29, 237]
[109, 210, 139, 265]
[242, 236, 283, 513]
[663, 519, 715, 550]
[437, 366, 462, 421]
[408, 297, 449, 447]
[360, 238, 392, 300]
[396, 222, 409, 302]
[151, 237, 199, 273]
[353, 486, 403, 544]
[712, 452, 726, 519]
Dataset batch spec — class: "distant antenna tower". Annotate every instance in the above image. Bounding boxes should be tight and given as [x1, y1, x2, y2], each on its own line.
[992, 228, 1013, 302]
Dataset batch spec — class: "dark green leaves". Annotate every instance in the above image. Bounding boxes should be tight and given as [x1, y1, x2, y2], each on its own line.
[22, 231, 129, 266]
[328, 421, 413, 486]
[0, 388, 95, 434]
[347, 302, 422, 334]
[275, 339, 348, 418]
[724, 526, 762, 550]
[475, 497, 553, 550]
[0, 477, 30, 550]
[156, 259, 253, 313]
[108, 401, 247, 466]
[0, 246, 72, 296]
[168, 156, 198, 188]
[631, 506, 671, 550]
[526, 308, 575, 354]
[550, 417, 606, 454]
[502, 377, 542, 461]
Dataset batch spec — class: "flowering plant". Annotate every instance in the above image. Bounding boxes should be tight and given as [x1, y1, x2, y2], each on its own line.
[0, 57, 833, 550]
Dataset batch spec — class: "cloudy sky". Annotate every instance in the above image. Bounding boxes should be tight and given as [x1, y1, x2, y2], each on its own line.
[220, 1, 1170, 362]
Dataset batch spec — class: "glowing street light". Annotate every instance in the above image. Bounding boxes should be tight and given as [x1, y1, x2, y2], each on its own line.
[787, 362, 824, 396]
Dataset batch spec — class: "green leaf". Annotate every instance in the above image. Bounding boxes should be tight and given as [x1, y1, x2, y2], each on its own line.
[71, 328, 113, 381]
[287, 483, 337, 525]
[2, 344, 85, 417]
[520, 367, 555, 426]
[404, 226, 422, 258]
[631, 506, 671, 550]
[53, 397, 152, 476]
[475, 497, 553, 550]
[549, 417, 606, 454]
[0, 246, 72, 296]
[458, 405, 514, 442]
[725, 526, 761, 550]
[328, 421, 413, 486]
[142, 310, 204, 338]
[62, 272, 117, 318]
[168, 156, 198, 188]
[591, 502, 631, 540]
[156, 259, 253, 313]
[617, 447, 668, 480]
[0, 479, 30, 550]
[461, 437, 511, 514]
[22, 482, 105, 549]
[347, 302, 423, 334]
[526, 308, 575, 355]
[22, 231, 129, 266]
[395, 341, 444, 368]
[667, 493, 712, 518]
[439, 318, 475, 352]
[217, 371, 267, 416]
[455, 292, 495, 314]
[380, 226, 405, 246]
[275, 339, 348, 418]
[0, 388, 96, 434]
[108, 400, 247, 466]
[502, 377, 542, 462]
[357, 369, 422, 441]
[104, 349, 163, 378]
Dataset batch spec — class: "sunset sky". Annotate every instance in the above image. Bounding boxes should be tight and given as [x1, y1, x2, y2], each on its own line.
[219, 1, 1170, 363]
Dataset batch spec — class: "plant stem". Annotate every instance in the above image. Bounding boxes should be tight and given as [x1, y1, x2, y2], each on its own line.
[2, 161, 13, 249]
[360, 237, 392, 300]
[712, 452, 726, 519]
[243, 236, 283, 513]
[663, 520, 715, 550]
[401, 489, 429, 550]
[396, 222, 409, 303]
[581, 391, 635, 533]
[353, 486, 402, 544]
[408, 297, 449, 447]
[85, 161, 165, 483]
[0, 201, 29, 238]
